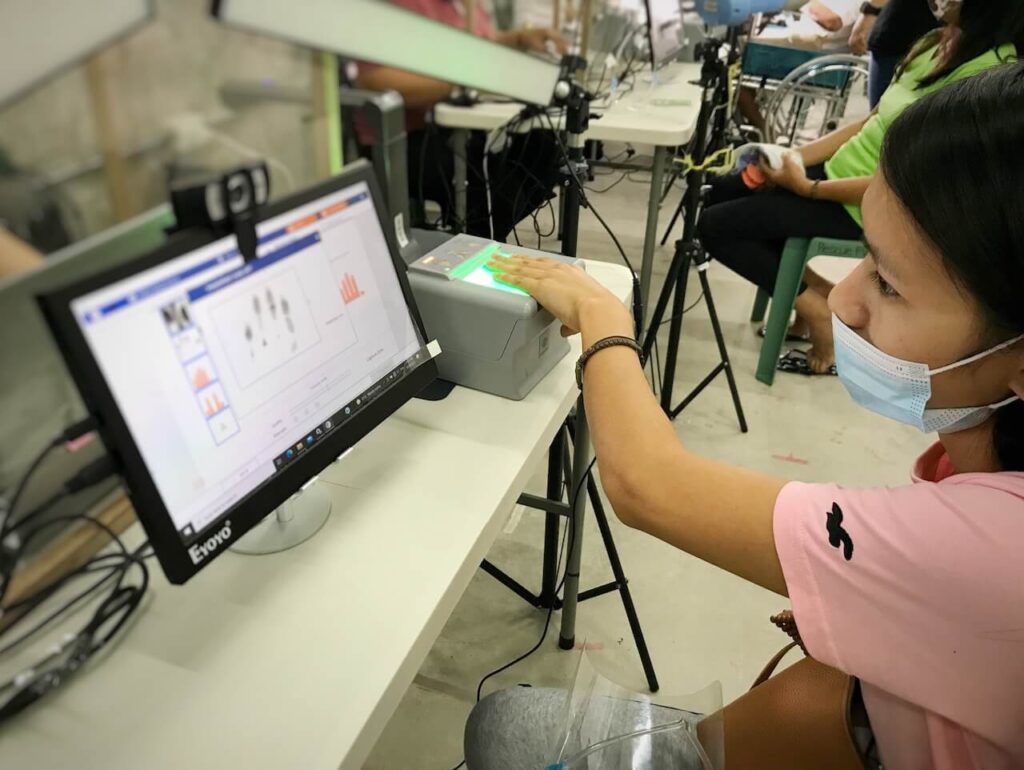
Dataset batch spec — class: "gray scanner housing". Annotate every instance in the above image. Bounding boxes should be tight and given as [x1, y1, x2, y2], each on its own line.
[406, 233, 581, 400]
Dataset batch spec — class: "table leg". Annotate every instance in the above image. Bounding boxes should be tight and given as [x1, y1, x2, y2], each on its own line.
[539, 426, 566, 609]
[453, 128, 468, 233]
[558, 397, 591, 650]
[639, 145, 668, 316]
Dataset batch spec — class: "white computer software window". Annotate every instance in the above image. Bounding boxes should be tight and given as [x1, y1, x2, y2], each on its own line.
[73, 182, 421, 535]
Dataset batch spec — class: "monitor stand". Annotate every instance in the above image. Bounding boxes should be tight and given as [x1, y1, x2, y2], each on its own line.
[231, 484, 332, 555]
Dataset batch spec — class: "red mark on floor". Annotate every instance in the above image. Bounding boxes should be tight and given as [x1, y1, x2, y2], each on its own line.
[772, 453, 809, 466]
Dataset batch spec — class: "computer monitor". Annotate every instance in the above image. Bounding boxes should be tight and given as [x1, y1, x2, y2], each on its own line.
[645, 0, 686, 69]
[40, 162, 437, 584]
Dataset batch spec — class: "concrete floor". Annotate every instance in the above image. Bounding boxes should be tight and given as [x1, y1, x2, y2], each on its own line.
[362, 147, 931, 769]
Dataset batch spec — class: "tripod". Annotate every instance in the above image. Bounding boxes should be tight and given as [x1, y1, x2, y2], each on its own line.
[480, 416, 659, 692]
[640, 37, 749, 431]
[657, 29, 742, 247]
[480, 54, 660, 693]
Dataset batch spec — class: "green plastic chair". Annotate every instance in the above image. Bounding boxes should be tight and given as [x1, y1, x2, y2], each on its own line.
[751, 236, 867, 385]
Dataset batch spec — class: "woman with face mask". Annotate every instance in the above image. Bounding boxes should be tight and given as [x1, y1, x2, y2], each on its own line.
[469, 62, 1024, 770]
[697, 0, 1021, 376]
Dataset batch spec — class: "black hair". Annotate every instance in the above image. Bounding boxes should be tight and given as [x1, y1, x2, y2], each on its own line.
[880, 62, 1024, 471]
[899, 0, 1024, 89]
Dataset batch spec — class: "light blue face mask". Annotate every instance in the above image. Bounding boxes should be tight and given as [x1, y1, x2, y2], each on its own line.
[832, 315, 1023, 434]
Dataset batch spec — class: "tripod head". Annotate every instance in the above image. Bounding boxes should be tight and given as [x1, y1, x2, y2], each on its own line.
[553, 53, 594, 137]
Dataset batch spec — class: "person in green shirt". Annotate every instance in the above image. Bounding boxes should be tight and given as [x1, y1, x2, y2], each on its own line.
[698, 0, 1021, 374]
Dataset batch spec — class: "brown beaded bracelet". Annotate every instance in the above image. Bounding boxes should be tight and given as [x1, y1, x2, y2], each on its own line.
[575, 336, 643, 389]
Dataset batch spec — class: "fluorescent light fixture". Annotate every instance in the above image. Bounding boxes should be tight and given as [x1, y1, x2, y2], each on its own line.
[212, 0, 562, 106]
[0, 0, 153, 109]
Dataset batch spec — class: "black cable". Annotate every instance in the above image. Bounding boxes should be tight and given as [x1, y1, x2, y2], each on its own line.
[1, 445, 58, 541]
[1, 417, 99, 542]
[654, 337, 664, 398]
[444, 107, 561, 236]
[0, 565, 124, 656]
[4, 455, 118, 536]
[0, 513, 128, 605]
[658, 289, 706, 327]
[417, 121, 430, 227]
[0, 470, 146, 726]
[453, 120, 564, 248]
[540, 113, 644, 339]
[1, 552, 130, 616]
[585, 171, 628, 194]
[531, 198, 557, 248]
[0, 527, 148, 657]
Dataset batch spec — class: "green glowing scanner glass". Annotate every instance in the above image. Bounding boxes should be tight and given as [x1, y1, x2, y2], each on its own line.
[451, 244, 529, 297]
[462, 263, 529, 297]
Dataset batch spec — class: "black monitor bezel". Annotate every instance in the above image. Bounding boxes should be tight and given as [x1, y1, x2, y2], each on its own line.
[39, 161, 437, 584]
[644, 0, 686, 70]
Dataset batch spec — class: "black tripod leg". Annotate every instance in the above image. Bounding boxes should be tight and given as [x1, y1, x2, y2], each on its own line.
[659, 196, 686, 247]
[659, 246, 692, 413]
[695, 265, 749, 433]
[539, 426, 567, 609]
[659, 165, 680, 203]
[586, 476, 660, 693]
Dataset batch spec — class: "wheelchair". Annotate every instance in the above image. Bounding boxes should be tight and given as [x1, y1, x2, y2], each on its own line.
[741, 32, 871, 145]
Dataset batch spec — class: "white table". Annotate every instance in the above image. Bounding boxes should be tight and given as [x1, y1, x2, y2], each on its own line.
[2, 262, 632, 770]
[434, 62, 702, 310]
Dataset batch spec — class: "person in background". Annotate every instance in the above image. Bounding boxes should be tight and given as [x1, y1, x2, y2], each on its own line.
[849, 0, 939, 106]
[475, 61, 1024, 770]
[353, 0, 566, 240]
[699, 0, 1021, 375]
[739, 0, 862, 137]
[784, 0, 862, 50]
[0, 226, 42, 280]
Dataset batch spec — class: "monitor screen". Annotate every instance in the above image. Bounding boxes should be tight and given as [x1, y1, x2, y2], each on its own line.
[645, 0, 685, 69]
[42, 166, 436, 582]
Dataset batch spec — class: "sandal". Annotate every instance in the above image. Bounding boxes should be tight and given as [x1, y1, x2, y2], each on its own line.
[777, 348, 837, 377]
[757, 325, 811, 343]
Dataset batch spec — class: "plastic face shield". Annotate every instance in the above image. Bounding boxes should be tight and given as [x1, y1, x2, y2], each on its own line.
[547, 646, 724, 770]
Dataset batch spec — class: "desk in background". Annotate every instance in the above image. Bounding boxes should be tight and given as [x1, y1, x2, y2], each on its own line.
[434, 62, 702, 312]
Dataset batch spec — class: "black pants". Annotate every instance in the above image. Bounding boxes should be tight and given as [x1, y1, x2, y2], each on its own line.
[697, 164, 862, 294]
[406, 125, 561, 241]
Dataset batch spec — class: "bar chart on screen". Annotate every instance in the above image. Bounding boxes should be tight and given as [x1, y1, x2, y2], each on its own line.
[339, 273, 365, 305]
[158, 298, 240, 446]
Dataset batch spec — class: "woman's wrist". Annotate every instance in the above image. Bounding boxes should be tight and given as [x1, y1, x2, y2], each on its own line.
[578, 296, 634, 345]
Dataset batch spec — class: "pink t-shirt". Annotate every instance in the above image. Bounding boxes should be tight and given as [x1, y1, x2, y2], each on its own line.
[774, 442, 1024, 770]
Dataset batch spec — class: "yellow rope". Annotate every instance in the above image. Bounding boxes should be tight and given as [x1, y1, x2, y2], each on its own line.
[673, 146, 736, 175]
[728, 61, 741, 113]
[671, 60, 744, 177]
